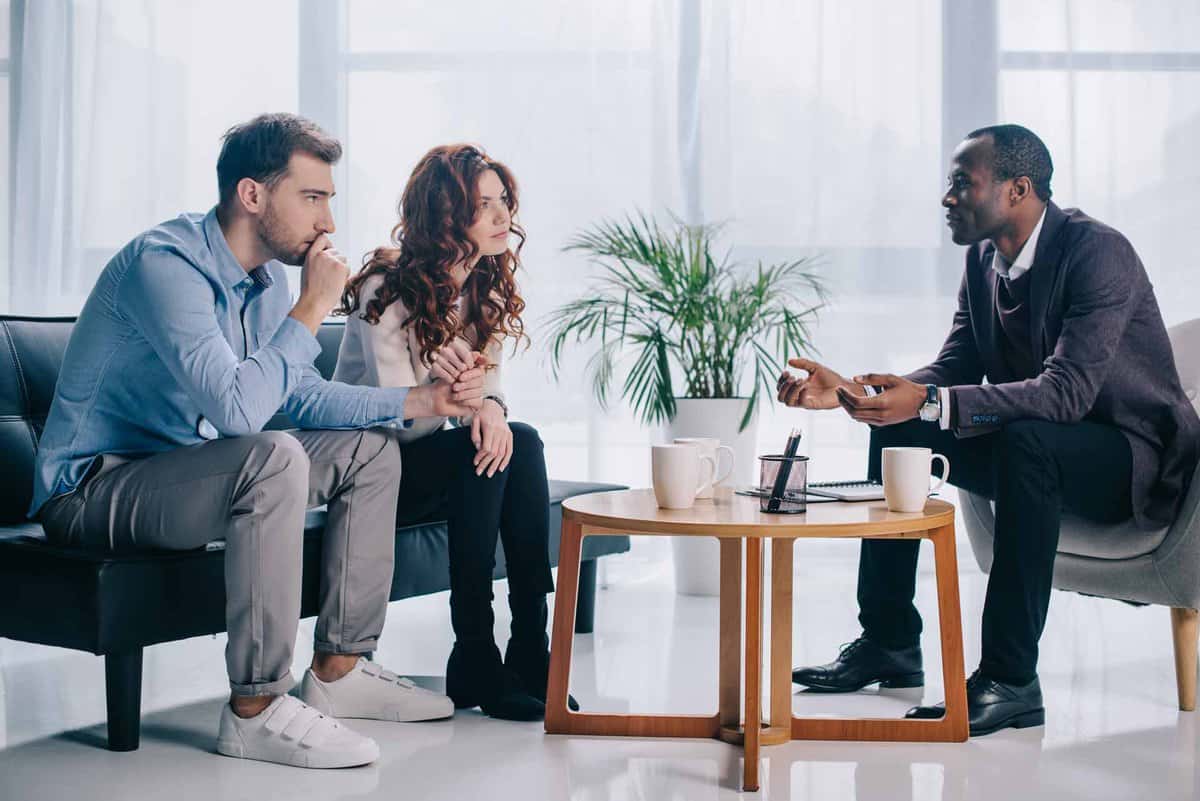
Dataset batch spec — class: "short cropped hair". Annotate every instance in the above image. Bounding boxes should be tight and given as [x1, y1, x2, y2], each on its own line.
[967, 123, 1054, 202]
[216, 113, 342, 206]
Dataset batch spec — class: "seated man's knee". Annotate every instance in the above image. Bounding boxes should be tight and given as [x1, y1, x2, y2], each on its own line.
[359, 428, 401, 475]
[1000, 420, 1054, 464]
[249, 430, 310, 493]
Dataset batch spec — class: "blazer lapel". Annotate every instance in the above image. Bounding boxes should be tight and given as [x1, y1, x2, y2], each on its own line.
[1027, 202, 1068, 364]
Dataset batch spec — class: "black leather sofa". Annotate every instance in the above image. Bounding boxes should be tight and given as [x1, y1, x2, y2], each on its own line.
[0, 316, 628, 751]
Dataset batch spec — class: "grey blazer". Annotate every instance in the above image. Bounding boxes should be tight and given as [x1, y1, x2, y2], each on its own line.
[907, 202, 1200, 530]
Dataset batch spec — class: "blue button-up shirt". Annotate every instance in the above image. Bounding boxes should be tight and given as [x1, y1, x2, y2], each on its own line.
[29, 208, 411, 516]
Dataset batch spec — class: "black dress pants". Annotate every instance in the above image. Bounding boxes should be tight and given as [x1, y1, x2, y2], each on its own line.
[857, 418, 1133, 684]
[395, 422, 555, 644]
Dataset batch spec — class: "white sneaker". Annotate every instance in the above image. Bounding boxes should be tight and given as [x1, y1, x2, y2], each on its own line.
[299, 657, 455, 722]
[216, 695, 379, 769]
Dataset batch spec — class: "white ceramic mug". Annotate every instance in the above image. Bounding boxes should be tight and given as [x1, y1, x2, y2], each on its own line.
[672, 437, 735, 499]
[882, 447, 950, 513]
[651, 444, 717, 510]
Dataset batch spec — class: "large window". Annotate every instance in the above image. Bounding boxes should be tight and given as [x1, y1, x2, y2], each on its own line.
[5, 2, 1197, 485]
[997, 0, 1200, 326]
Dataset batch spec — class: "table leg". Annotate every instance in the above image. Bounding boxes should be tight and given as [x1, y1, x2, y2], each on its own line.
[719, 538, 743, 729]
[790, 521, 969, 742]
[547, 523, 721, 739]
[744, 537, 763, 792]
[545, 515, 583, 734]
[769, 538, 794, 732]
[931, 522, 969, 742]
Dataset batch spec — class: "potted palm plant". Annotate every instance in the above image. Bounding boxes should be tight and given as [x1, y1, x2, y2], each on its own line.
[546, 212, 827, 594]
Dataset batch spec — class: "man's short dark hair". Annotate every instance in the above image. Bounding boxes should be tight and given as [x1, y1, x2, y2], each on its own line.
[966, 123, 1054, 202]
[216, 113, 342, 207]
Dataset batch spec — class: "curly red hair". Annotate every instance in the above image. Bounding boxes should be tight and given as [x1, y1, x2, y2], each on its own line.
[337, 144, 527, 365]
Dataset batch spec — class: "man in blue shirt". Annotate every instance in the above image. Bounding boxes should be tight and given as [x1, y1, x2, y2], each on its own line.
[32, 114, 472, 768]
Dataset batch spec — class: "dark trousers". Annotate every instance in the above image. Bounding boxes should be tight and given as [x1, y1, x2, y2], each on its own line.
[857, 418, 1132, 684]
[395, 422, 555, 645]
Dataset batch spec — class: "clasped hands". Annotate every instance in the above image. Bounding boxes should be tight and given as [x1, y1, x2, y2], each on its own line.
[775, 358, 926, 426]
[430, 339, 511, 477]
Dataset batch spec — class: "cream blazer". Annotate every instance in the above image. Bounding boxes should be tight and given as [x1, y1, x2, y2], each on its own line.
[333, 274, 506, 443]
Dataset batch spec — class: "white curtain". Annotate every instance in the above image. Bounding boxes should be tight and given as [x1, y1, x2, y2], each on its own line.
[10, 0, 72, 312]
[337, 0, 945, 485]
[10, 0, 299, 315]
[16, 1, 1195, 488]
[6, 0, 946, 484]
[997, 0, 1200, 328]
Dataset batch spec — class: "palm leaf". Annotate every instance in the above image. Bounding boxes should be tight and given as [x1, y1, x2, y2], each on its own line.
[545, 210, 827, 428]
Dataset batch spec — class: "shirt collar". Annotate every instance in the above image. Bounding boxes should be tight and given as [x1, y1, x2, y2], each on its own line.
[992, 206, 1047, 280]
[202, 207, 273, 290]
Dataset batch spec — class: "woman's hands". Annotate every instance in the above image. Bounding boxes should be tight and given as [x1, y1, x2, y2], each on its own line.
[471, 399, 512, 478]
[430, 338, 478, 384]
[429, 338, 509, 477]
[405, 365, 486, 419]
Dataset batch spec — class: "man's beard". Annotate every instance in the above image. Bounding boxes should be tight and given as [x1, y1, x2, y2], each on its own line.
[257, 201, 307, 266]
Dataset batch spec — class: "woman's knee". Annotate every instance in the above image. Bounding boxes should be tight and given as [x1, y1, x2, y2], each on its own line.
[509, 421, 543, 449]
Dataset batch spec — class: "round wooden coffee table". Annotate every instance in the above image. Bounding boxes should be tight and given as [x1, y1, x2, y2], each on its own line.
[544, 488, 967, 793]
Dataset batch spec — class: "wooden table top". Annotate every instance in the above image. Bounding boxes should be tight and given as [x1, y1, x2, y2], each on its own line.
[562, 488, 954, 539]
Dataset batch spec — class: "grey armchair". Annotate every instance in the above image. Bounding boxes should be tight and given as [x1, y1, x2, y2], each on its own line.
[959, 318, 1200, 711]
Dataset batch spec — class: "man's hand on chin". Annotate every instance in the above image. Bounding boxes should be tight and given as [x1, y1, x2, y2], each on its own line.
[834, 373, 926, 426]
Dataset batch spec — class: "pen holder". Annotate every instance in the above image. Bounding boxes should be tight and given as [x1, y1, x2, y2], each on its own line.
[758, 454, 809, 514]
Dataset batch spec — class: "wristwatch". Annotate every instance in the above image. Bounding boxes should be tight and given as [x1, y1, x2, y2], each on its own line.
[484, 395, 509, 418]
[918, 384, 941, 423]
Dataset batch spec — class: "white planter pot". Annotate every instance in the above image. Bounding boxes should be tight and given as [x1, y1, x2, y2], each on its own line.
[665, 398, 759, 596]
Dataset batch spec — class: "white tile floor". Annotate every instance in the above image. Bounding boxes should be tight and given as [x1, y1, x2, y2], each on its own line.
[1, 533, 1197, 801]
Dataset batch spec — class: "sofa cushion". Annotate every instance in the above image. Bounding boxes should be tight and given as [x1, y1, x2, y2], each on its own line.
[0, 479, 626, 654]
[969, 494, 1170, 560]
[0, 318, 75, 524]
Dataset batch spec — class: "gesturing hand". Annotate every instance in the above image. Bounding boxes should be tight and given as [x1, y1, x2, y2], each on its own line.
[776, 358, 860, 410]
[471, 399, 512, 478]
[834, 373, 926, 426]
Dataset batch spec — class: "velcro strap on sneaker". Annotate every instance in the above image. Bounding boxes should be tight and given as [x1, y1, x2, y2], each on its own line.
[263, 698, 303, 734]
[361, 661, 414, 687]
[298, 716, 339, 749]
[281, 705, 324, 742]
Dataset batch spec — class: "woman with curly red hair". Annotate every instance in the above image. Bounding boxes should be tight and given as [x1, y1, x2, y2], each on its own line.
[334, 144, 567, 721]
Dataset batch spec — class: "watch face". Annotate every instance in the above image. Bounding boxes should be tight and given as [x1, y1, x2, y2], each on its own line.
[920, 403, 939, 422]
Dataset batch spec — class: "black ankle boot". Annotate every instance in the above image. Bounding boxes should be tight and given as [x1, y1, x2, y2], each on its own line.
[445, 641, 545, 722]
[504, 593, 580, 711]
[503, 637, 580, 712]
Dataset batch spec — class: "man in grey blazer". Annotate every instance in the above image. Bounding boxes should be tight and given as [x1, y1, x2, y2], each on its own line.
[779, 124, 1200, 736]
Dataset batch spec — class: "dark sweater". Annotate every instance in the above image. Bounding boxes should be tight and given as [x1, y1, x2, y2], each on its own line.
[995, 268, 1039, 381]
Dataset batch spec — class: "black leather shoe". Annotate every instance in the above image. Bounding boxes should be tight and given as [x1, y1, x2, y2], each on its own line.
[791, 637, 924, 692]
[904, 670, 1045, 736]
[446, 641, 546, 722]
[504, 638, 580, 712]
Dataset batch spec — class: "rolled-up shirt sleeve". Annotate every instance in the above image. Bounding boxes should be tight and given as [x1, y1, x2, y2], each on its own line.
[118, 247, 322, 436]
[284, 365, 412, 430]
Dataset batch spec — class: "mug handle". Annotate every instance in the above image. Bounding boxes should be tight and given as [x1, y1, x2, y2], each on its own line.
[712, 445, 735, 487]
[694, 455, 717, 498]
[929, 454, 950, 494]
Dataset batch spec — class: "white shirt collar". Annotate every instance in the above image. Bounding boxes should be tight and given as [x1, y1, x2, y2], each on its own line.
[992, 207, 1047, 281]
